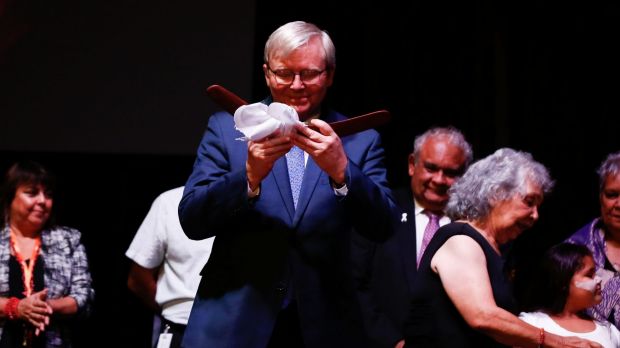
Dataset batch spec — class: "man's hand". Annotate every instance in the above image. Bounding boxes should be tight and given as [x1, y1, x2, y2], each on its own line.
[292, 119, 348, 185]
[247, 133, 293, 191]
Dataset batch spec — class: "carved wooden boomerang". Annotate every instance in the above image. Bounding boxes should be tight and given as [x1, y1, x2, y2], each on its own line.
[206, 84, 390, 137]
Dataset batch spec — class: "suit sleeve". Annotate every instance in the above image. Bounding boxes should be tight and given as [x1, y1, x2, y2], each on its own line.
[67, 229, 94, 318]
[342, 131, 395, 242]
[179, 113, 251, 240]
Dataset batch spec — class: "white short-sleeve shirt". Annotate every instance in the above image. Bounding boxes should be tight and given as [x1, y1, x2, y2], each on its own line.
[126, 186, 214, 325]
[519, 311, 620, 348]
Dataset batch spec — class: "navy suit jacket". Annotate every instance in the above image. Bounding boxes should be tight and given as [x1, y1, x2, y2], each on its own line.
[352, 188, 419, 348]
[179, 107, 394, 348]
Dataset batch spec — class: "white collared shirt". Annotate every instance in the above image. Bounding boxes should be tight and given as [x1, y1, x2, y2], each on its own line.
[413, 199, 451, 255]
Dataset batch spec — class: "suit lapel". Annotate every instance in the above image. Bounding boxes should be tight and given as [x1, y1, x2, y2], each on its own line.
[396, 193, 418, 291]
[283, 109, 341, 226]
[272, 157, 295, 222]
[292, 156, 321, 226]
[289, 109, 340, 226]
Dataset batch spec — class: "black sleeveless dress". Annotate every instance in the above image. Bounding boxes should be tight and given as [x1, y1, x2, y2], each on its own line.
[403, 222, 516, 348]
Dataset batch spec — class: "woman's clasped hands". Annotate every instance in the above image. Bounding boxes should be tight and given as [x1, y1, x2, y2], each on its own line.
[15, 289, 53, 335]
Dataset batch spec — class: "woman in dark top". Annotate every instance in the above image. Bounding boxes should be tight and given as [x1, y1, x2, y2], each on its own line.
[404, 148, 601, 348]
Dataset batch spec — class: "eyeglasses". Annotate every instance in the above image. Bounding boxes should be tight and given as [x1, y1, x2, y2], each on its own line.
[267, 64, 326, 85]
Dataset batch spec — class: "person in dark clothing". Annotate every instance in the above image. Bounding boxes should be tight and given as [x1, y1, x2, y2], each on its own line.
[352, 127, 472, 348]
[404, 148, 600, 348]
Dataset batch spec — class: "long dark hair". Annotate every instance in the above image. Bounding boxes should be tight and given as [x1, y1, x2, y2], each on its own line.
[526, 243, 592, 314]
[0, 160, 56, 227]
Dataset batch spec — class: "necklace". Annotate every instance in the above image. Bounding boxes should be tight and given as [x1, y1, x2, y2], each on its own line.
[9, 231, 42, 348]
[9, 232, 41, 297]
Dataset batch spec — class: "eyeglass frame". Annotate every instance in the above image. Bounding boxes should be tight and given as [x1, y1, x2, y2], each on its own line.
[266, 63, 328, 85]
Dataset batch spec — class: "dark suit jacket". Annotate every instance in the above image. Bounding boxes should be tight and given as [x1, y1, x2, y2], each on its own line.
[179, 107, 394, 348]
[352, 188, 419, 348]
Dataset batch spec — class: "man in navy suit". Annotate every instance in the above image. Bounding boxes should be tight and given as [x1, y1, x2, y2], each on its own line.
[352, 127, 472, 348]
[179, 21, 394, 348]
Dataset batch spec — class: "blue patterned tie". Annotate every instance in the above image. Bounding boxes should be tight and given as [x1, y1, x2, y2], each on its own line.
[286, 146, 305, 209]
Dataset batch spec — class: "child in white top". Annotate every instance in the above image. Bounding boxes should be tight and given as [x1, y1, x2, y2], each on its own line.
[519, 243, 620, 348]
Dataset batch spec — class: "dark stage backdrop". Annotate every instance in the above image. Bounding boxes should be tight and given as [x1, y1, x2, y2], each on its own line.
[0, 0, 256, 154]
[251, 0, 620, 303]
[1, 0, 620, 346]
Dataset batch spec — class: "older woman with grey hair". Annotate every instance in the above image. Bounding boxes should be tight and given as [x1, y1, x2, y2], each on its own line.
[567, 151, 620, 329]
[403, 148, 602, 348]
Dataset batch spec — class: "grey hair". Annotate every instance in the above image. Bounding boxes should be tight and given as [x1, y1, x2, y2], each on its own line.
[412, 127, 474, 167]
[598, 151, 620, 191]
[264, 21, 336, 70]
[445, 148, 554, 221]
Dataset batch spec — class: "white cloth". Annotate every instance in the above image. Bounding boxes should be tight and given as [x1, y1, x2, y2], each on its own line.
[126, 187, 214, 325]
[413, 199, 450, 256]
[519, 311, 620, 348]
[234, 102, 303, 141]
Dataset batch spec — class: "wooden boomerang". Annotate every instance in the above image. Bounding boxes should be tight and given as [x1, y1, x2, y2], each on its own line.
[206, 84, 390, 137]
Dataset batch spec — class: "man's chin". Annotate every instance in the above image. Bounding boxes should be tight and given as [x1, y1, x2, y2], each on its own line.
[424, 195, 448, 209]
[295, 107, 318, 121]
[290, 104, 310, 114]
[424, 200, 448, 213]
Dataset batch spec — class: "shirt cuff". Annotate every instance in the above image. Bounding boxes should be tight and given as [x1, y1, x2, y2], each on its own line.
[248, 181, 260, 198]
[333, 182, 349, 196]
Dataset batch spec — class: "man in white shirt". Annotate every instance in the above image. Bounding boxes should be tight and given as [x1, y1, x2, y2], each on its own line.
[126, 186, 213, 348]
